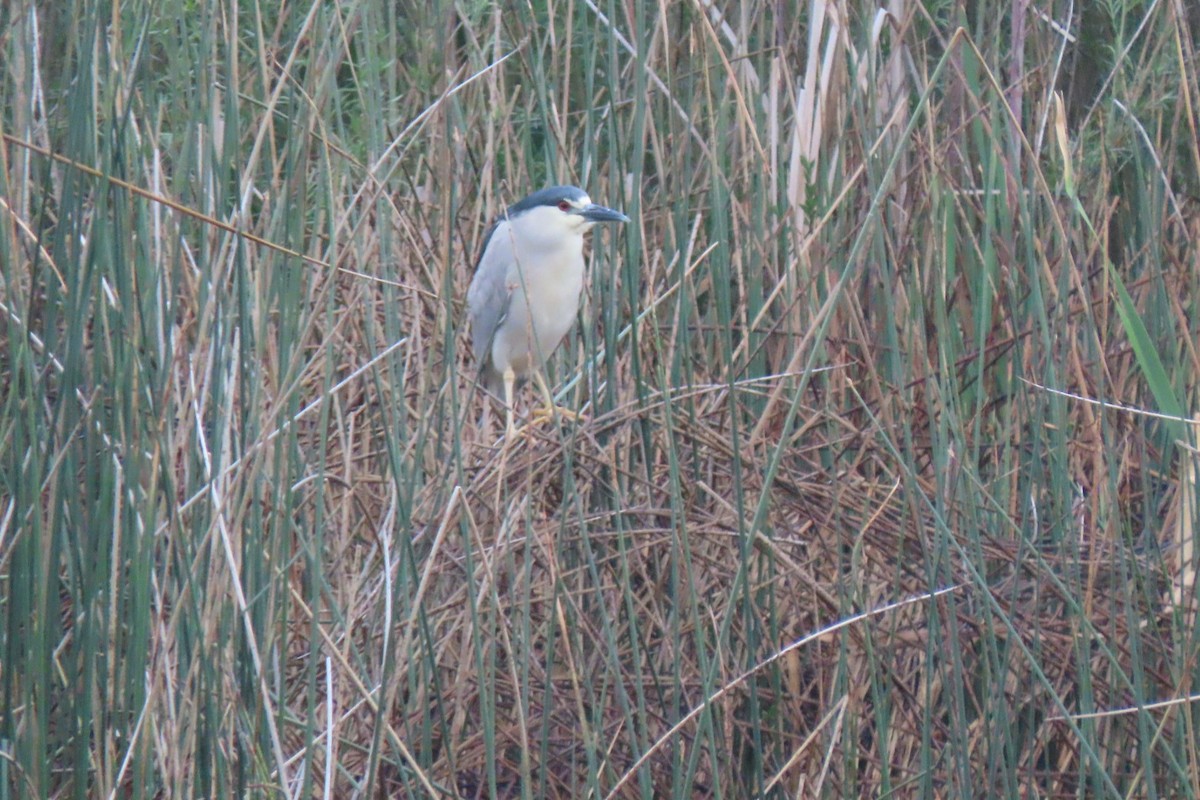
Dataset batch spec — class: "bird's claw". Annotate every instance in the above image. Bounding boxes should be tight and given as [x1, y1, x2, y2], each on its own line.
[531, 404, 584, 424]
[504, 405, 586, 438]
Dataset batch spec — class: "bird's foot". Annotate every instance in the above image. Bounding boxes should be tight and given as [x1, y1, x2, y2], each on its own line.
[533, 404, 585, 424]
[501, 405, 585, 440]
[507, 405, 586, 436]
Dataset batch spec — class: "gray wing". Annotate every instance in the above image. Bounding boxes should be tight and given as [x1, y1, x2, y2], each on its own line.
[466, 220, 513, 373]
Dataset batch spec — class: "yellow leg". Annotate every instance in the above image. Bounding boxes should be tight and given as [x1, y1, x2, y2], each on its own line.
[529, 370, 584, 425]
[533, 370, 555, 411]
[503, 366, 518, 438]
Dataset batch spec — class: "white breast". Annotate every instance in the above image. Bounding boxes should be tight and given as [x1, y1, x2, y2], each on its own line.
[489, 209, 587, 376]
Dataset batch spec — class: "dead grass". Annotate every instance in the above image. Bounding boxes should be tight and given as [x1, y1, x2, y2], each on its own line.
[2, 0, 1200, 798]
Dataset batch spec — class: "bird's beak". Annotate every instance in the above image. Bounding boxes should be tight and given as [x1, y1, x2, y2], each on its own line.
[578, 203, 630, 223]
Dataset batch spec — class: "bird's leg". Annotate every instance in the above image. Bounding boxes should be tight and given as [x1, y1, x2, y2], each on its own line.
[503, 366, 518, 438]
[533, 369, 555, 411]
[529, 369, 584, 425]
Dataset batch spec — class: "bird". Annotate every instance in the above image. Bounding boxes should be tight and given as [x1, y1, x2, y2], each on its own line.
[467, 185, 629, 437]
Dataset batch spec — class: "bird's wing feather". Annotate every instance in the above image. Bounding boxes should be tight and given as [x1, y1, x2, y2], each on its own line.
[466, 220, 514, 368]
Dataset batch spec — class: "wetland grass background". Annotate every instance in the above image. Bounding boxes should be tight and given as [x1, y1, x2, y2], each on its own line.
[3, 1, 1200, 797]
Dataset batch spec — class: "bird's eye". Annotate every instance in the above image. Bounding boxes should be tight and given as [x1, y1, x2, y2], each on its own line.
[557, 200, 572, 212]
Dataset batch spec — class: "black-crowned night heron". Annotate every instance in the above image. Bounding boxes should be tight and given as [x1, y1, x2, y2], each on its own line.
[467, 185, 629, 437]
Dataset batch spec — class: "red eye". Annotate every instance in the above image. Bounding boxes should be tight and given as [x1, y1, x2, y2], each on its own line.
[558, 200, 572, 212]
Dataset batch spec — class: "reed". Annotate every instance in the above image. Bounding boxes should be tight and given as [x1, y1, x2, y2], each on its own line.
[1, 1, 1198, 796]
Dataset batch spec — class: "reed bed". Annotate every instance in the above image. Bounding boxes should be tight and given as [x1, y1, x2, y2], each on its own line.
[2, 1, 1199, 797]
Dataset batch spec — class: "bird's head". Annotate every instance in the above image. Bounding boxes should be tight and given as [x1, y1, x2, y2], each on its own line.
[504, 185, 629, 238]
